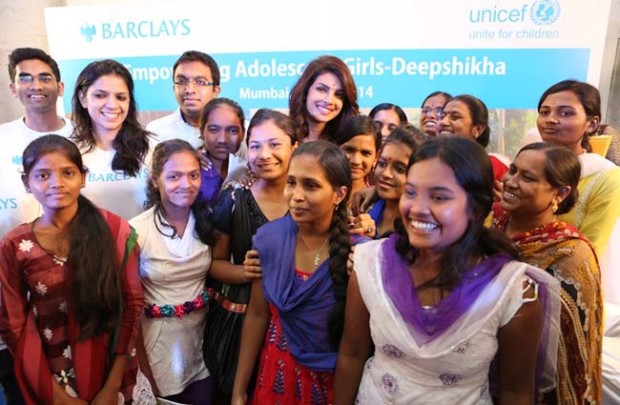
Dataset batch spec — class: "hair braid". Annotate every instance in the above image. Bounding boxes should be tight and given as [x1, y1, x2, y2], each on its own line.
[327, 201, 351, 345]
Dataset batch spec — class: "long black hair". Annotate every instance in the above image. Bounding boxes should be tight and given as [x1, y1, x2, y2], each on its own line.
[71, 59, 151, 177]
[288, 55, 359, 142]
[394, 137, 519, 290]
[22, 134, 123, 338]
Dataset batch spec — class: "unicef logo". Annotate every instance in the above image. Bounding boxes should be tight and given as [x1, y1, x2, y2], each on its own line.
[530, 0, 561, 25]
[80, 24, 97, 42]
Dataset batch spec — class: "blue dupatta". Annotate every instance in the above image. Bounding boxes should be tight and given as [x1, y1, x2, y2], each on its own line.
[253, 215, 338, 371]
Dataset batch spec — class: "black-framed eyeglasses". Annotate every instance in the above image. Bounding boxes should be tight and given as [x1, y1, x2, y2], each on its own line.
[16, 74, 56, 85]
[173, 78, 215, 88]
[421, 106, 444, 116]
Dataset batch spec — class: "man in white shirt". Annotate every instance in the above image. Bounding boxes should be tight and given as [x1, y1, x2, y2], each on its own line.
[146, 50, 221, 149]
[0, 47, 73, 405]
[0, 47, 74, 238]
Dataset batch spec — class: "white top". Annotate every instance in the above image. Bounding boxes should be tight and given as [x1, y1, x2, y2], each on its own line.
[80, 146, 151, 220]
[129, 206, 212, 396]
[353, 239, 559, 404]
[0, 116, 74, 238]
[146, 108, 202, 149]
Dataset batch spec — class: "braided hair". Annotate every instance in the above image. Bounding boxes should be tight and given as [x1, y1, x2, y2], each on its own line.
[290, 141, 352, 344]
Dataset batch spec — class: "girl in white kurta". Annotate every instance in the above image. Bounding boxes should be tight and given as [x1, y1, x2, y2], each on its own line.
[130, 139, 216, 403]
[334, 138, 561, 405]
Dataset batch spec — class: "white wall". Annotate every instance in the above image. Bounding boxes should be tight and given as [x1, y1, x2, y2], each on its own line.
[0, 0, 67, 123]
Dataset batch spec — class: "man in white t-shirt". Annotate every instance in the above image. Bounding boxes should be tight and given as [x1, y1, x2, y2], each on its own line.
[0, 47, 73, 404]
[146, 50, 221, 149]
[0, 47, 74, 238]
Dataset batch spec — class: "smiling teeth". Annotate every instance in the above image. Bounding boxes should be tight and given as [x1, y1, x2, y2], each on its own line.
[503, 191, 519, 200]
[410, 220, 438, 231]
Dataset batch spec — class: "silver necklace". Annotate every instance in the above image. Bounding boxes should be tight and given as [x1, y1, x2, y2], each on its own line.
[298, 231, 329, 267]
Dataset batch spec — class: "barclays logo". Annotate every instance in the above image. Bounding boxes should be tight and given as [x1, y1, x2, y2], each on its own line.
[79, 19, 190, 42]
[81, 24, 97, 42]
[530, 0, 561, 25]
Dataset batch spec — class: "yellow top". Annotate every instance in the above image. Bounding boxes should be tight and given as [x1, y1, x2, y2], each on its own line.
[558, 153, 620, 257]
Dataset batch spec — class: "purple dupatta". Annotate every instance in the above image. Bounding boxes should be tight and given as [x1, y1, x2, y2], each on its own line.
[380, 234, 561, 392]
[380, 234, 512, 345]
[253, 215, 338, 372]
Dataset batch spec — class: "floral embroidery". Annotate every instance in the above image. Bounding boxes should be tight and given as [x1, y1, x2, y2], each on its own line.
[59, 301, 68, 313]
[32, 306, 38, 317]
[35, 281, 48, 296]
[53, 368, 78, 398]
[43, 328, 53, 341]
[452, 341, 470, 354]
[53, 256, 66, 266]
[130, 348, 137, 358]
[382, 343, 404, 358]
[382, 373, 399, 395]
[63, 346, 72, 360]
[144, 291, 209, 318]
[18, 239, 34, 252]
[440, 373, 462, 386]
[480, 381, 490, 399]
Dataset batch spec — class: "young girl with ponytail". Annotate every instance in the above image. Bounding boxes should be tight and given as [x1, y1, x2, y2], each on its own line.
[232, 140, 351, 405]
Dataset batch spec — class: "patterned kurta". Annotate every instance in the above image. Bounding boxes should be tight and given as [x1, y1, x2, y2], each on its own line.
[0, 210, 144, 404]
[492, 205, 603, 404]
[252, 301, 334, 405]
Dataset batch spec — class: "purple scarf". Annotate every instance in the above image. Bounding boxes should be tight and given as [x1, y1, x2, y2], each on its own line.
[381, 234, 512, 345]
[253, 215, 337, 371]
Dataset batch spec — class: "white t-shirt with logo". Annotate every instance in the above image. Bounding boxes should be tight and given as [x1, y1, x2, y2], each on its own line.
[81, 146, 151, 220]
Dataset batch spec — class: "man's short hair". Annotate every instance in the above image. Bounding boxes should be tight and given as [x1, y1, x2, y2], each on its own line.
[172, 50, 220, 86]
[8, 47, 61, 82]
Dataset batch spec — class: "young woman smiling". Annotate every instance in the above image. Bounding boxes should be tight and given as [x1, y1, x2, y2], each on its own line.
[491, 142, 602, 404]
[70, 59, 153, 220]
[204, 109, 297, 403]
[130, 139, 216, 403]
[288, 55, 359, 143]
[335, 138, 561, 404]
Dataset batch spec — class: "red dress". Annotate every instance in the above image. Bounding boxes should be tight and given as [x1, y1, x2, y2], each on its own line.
[251, 270, 334, 405]
[0, 210, 143, 404]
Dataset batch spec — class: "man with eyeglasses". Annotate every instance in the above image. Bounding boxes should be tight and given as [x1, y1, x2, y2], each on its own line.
[0, 47, 73, 237]
[0, 47, 74, 405]
[146, 50, 222, 149]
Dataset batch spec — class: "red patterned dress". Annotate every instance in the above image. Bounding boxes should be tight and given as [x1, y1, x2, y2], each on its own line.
[251, 270, 334, 405]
